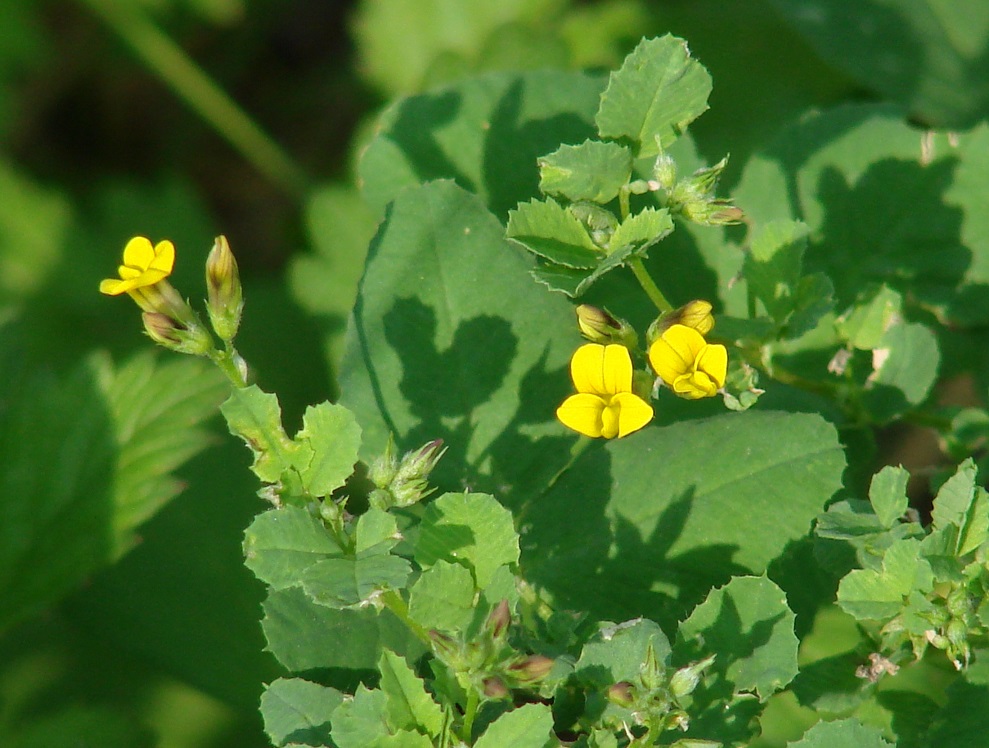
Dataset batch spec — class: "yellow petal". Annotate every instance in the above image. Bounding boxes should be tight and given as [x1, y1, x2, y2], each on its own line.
[150, 240, 176, 274]
[571, 343, 633, 395]
[697, 342, 728, 389]
[649, 324, 706, 387]
[99, 277, 130, 295]
[600, 400, 620, 438]
[122, 236, 155, 270]
[556, 393, 605, 437]
[612, 392, 654, 437]
[672, 371, 716, 399]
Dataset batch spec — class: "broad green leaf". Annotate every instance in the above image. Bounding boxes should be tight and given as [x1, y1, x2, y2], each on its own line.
[524, 411, 845, 628]
[415, 492, 519, 588]
[0, 350, 223, 632]
[355, 508, 401, 555]
[575, 618, 672, 687]
[378, 649, 444, 737]
[869, 465, 910, 529]
[301, 553, 412, 608]
[676, 576, 798, 700]
[506, 197, 602, 268]
[337, 180, 577, 508]
[836, 285, 903, 350]
[770, 0, 989, 128]
[352, 0, 565, 95]
[932, 458, 989, 556]
[608, 207, 673, 255]
[261, 678, 342, 748]
[837, 539, 934, 620]
[862, 322, 939, 423]
[262, 586, 425, 672]
[295, 402, 362, 498]
[744, 219, 810, 323]
[220, 385, 306, 485]
[243, 506, 343, 590]
[329, 685, 390, 748]
[408, 560, 477, 633]
[595, 35, 712, 157]
[538, 140, 633, 203]
[786, 717, 892, 748]
[734, 106, 989, 325]
[473, 703, 555, 748]
[358, 70, 603, 217]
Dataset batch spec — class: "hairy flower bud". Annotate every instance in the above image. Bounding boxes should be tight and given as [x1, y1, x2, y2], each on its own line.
[205, 235, 244, 342]
[482, 676, 510, 699]
[142, 312, 213, 356]
[575, 305, 638, 349]
[486, 599, 512, 641]
[506, 654, 555, 684]
[606, 681, 635, 707]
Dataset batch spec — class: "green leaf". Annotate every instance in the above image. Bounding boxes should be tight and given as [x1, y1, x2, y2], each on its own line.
[261, 677, 342, 748]
[507, 197, 601, 268]
[408, 560, 477, 633]
[837, 538, 934, 620]
[932, 458, 989, 556]
[301, 553, 412, 608]
[575, 619, 672, 687]
[869, 465, 910, 529]
[220, 385, 306, 485]
[329, 685, 390, 748]
[676, 576, 798, 700]
[358, 70, 603, 217]
[608, 207, 673, 255]
[378, 649, 444, 737]
[415, 492, 519, 588]
[295, 402, 362, 498]
[835, 285, 903, 350]
[473, 703, 555, 748]
[744, 219, 810, 323]
[770, 0, 989, 128]
[262, 586, 425, 672]
[786, 717, 892, 748]
[243, 506, 343, 590]
[524, 411, 845, 628]
[925, 656, 989, 746]
[338, 180, 577, 508]
[538, 140, 633, 203]
[862, 321, 940, 422]
[595, 35, 712, 157]
[355, 508, 402, 556]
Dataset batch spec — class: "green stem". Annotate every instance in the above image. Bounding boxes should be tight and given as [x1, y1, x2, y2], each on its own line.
[209, 345, 248, 388]
[462, 688, 480, 744]
[629, 257, 673, 313]
[79, 0, 309, 198]
[379, 590, 433, 647]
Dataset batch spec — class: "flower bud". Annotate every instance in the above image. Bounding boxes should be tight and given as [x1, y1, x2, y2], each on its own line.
[486, 599, 512, 641]
[647, 300, 715, 344]
[482, 676, 510, 699]
[606, 681, 635, 707]
[575, 305, 637, 348]
[142, 312, 213, 356]
[206, 235, 244, 342]
[653, 151, 677, 191]
[669, 654, 715, 698]
[506, 654, 555, 684]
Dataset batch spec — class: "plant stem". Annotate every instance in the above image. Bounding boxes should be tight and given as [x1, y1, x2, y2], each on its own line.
[79, 0, 309, 198]
[209, 345, 248, 388]
[462, 688, 480, 743]
[629, 258, 673, 313]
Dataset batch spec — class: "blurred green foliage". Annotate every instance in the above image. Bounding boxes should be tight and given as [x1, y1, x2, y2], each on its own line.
[3, 0, 989, 746]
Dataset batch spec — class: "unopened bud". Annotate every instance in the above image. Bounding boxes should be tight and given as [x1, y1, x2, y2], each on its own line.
[486, 599, 512, 640]
[575, 304, 636, 348]
[653, 152, 677, 191]
[506, 654, 554, 684]
[429, 630, 460, 661]
[142, 312, 213, 356]
[669, 655, 715, 698]
[205, 235, 243, 342]
[647, 300, 715, 343]
[482, 676, 509, 699]
[606, 681, 635, 707]
[367, 436, 399, 489]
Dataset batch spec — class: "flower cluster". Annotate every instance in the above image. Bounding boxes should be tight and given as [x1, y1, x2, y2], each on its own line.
[557, 300, 728, 438]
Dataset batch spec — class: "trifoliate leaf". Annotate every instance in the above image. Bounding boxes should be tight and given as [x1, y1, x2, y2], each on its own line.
[243, 505, 343, 589]
[506, 197, 601, 268]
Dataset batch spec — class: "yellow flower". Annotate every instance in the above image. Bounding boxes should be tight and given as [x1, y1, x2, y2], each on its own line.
[675, 300, 715, 336]
[648, 324, 727, 399]
[556, 344, 654, 438]
[99, 236, 175, 295]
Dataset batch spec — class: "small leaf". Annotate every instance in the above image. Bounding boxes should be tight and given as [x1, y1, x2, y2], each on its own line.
[355, 508, 401, 556]
[862, 322, 940, 423]
[786, 718, 892, 747]
[869, 465, 909, 529]
[330, 686, 390, 748]
[378, 649, 444, 737]
[608, 207, 673, 254]
[472, 703, 555, 748]
[261, 677, 343, 748]
[221, 385, 307, 484]
[675, 575, 798, 700]
[595, 35, 712, 157]
[744, 219, 810, 323]
[243, 506, 343, 589]
[933, 458, 979, 532]
[295, 402, 362, 498]
[415, 492, 519, 588]
[538, 140, 633, 203]
[408, 560, 477, 633]
[837, 539, 933, 620]
[836, 285, 903, 351]
[575, 618, 672, 687]
[506, 198, 601, 268]
[302, 554, 412, 608]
